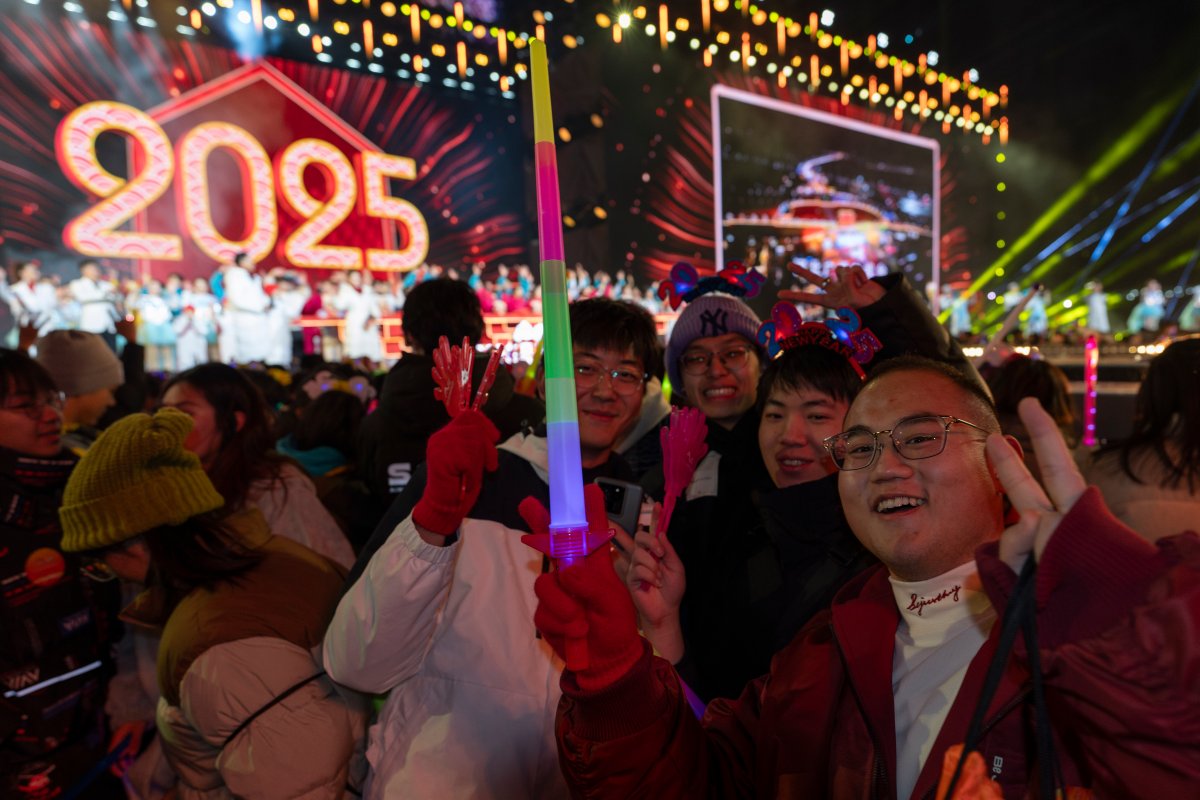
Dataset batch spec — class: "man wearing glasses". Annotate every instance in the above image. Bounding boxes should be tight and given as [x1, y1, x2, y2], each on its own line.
[536, 356, 1199, 798]
[324, 298, 659, 799]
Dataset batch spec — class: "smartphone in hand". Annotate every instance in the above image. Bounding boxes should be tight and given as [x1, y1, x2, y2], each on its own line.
[593, 477, 644, 540]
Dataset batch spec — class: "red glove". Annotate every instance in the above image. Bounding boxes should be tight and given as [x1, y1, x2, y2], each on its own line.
[412, 410, 499, 536]
[522, 484, 643, 691]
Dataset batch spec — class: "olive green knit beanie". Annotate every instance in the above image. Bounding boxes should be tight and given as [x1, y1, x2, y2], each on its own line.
[59, 408, 225, 552]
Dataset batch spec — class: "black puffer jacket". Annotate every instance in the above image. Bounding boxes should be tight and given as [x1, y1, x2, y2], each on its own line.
[357, 353, 544, 512]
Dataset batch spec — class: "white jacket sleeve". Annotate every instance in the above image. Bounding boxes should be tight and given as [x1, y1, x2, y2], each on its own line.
[323, 515, 458, 693]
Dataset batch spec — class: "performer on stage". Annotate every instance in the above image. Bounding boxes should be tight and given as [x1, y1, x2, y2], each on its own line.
[335, 269, 384, 364]
[1127, 278, 1166, 335]
[1002, 281, 1024, 313]
[1085, 281, 1111, 335]
[1022, 285, 1050, 343]
[69, 259, 121, 350]
[268, 273, 310, 368]
[222, 252, 272, 364]
[9, 261, 58, 337]
[1181, 285, 1200, 332]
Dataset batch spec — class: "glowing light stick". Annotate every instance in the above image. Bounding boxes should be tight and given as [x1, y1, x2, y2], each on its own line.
[1083, 333, 1099, 447]
[522, 39, 610, 669]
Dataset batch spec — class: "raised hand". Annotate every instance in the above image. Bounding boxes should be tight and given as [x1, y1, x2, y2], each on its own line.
[780, 263, 885, 310]
[985, 397, 1088, 571]
[525, 483, 643, 686]
[626, 515, 687, 664]
[412, 409, 500, 538]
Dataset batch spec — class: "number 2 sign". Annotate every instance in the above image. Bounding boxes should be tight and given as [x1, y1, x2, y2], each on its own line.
[53, 64, 430, 273]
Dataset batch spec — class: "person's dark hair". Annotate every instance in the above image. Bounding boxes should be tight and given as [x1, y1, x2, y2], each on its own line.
[233, 251, 250, 266]
[293, 390, 365, 457]
[1095, 338, 1200, 491]
[757, 345, 862, 414]
[142, 514, 263, 612]
[401, 278, 484, 354]
[570, 297, 662, 380]
[239, 368, 289, 416]
[79, 259, 99, 273]
[860, 355, 1000, 433]
[987, 355, 1078, 446]
[163, 363, 289, 512]
[0, 348, 59, 403]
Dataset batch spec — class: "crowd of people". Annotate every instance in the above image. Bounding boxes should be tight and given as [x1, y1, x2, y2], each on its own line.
[2, 258, 670, 375]
[1, 258, 1197, 799]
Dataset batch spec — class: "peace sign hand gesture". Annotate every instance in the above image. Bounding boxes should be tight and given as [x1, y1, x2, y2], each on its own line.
[985, 398, 1088, 572]
[779, 264, 885, 310]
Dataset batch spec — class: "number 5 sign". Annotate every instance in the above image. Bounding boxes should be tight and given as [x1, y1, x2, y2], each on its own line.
[54, 62, 429, 274]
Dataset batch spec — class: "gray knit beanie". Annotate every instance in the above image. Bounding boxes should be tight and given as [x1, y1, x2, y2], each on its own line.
[665, 294, 762, 393]
[36, 330, 124, 397]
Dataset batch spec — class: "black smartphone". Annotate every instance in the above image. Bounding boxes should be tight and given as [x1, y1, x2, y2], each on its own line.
[593, 477, 644, 537]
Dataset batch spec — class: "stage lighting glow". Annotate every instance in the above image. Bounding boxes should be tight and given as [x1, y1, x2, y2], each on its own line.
[877, 32, 889, 48]
[927, 51, 939, 66]
[617, 13, 631, 28]
[820, 9, 834, 26]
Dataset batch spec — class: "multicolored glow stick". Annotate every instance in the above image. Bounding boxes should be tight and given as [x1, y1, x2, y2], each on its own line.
[521, 39, 610, 669]
[1083, 333, 1099, 447]
[522, 46, 601, 544]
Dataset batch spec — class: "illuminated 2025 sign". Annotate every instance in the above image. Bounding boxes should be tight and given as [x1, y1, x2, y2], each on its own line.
[54, 63, 430, 273]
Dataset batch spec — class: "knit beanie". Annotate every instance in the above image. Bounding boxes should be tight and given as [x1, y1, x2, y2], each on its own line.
[665, 294, 763, 393]
[59, 408, 225, 552]
[36, 330, 124, 397]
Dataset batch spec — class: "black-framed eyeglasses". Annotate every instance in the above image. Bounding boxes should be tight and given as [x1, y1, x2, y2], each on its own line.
[1, 391, 65, 420]
[822, 415, 990, 471]
[679, 346, 752, 375]
[574, 361, 647, 396]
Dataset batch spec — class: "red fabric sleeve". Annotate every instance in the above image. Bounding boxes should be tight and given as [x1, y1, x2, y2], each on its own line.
[556, 646, 765, 798]
[978, 487, 1200, 795]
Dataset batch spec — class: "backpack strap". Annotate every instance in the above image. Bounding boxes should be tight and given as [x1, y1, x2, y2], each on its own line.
[221, 670, 326, 750]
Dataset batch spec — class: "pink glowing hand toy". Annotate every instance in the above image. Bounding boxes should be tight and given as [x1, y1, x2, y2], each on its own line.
[657, 407, 709, 538]
[432, 335, 502, 417]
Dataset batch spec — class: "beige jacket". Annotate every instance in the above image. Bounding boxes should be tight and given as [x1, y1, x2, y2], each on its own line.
[1083, 448, 1200, 542]
[124, 510, 366, 799]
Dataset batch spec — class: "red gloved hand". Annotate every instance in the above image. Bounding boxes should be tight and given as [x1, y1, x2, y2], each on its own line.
[412, 410, 500, 536]
[522, 484, 643, 692]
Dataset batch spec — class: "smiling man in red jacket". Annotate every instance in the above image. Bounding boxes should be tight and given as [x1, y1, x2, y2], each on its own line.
[534, 356, 1200, 799]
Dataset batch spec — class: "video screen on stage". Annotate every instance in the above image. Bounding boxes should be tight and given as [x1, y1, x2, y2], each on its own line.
[0, 11, 528, 283]
[712, 85, 940, 287]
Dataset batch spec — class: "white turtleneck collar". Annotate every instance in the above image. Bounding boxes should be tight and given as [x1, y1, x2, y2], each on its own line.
[889, 561, 997, 800]
[890, 560, 994, 646]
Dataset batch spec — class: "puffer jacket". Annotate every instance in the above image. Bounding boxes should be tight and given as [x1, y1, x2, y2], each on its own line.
[123, 509, 367, 799]
[325, 432, 632, 799]
[554, 489, 1200, 799]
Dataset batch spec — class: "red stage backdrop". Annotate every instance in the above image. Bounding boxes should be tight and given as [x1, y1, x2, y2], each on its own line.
[2, 12, 528, 281]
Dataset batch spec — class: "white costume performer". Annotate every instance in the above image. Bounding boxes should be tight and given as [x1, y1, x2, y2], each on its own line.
[223, 261, 272, 363]
[10, 279, 59, 336]
[268, 282, 310, 367]
[1086, 284, 1111, 334]
[172, 309, 212, 370]
[70, 276, 121, 336]
[336, 278, 384, 361]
